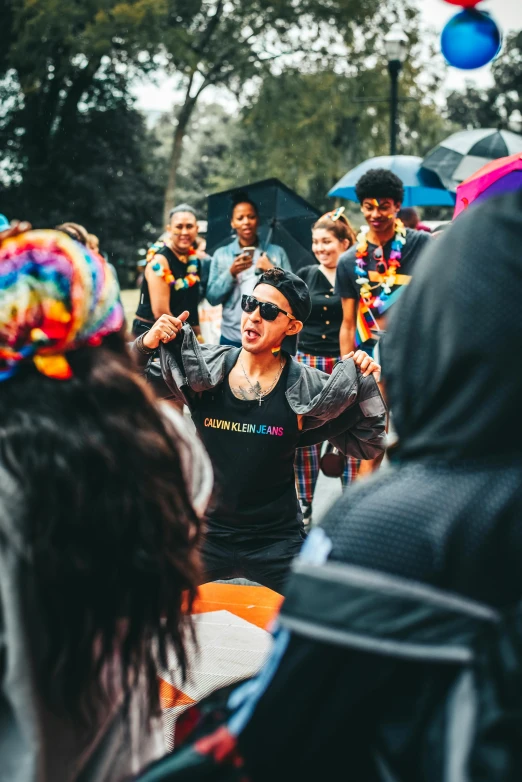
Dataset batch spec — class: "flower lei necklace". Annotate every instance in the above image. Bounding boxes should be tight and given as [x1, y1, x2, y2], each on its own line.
[354, 217, 406, 311]
[148, 240, 200, 291]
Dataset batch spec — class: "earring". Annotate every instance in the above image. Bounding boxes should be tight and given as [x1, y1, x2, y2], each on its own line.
[271, 345, 281, 356]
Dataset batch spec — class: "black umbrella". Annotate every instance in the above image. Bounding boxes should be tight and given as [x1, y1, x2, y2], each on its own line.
[206, 178, 320, 272]
[422, 128, 522, 192]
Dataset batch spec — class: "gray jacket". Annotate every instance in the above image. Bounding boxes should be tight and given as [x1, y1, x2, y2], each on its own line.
[132, 325, 387, 460]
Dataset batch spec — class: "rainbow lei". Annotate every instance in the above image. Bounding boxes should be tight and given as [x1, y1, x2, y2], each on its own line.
[150, 246, 200, 291]
[146, 239, 166, 264]
[354, 218, 406, 313]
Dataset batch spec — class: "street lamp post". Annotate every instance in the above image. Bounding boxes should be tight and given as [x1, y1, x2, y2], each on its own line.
[384, 24, 408, 156]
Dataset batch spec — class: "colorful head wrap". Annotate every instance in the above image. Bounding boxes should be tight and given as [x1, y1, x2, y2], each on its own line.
[0, 230, 124, 382]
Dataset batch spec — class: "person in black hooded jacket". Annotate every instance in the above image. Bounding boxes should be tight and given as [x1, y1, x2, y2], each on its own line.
[233, 189, 522, 781]
[135, 190, 522, 782]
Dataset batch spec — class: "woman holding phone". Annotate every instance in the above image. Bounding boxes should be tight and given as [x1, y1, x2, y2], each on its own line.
[295, 208, 358, 526]
[206, 193, 292, 347]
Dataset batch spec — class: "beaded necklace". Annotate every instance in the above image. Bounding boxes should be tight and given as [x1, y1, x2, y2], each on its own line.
[149, 243, 200, 291]
[354, 218, 406, 312]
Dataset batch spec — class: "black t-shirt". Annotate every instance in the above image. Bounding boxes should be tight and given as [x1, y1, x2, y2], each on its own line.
[191, 361, 301, 540]
[297, 265, 342, 357]
[136, 245, 200, 326]
[335, 228, 430, 313]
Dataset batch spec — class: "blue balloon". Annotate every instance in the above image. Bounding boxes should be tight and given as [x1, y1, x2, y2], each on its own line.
[441, 9, 502, 70]
[0, 214, 9, 230]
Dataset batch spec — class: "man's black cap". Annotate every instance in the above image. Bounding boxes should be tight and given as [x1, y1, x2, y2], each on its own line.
[254, 267, 312, 323]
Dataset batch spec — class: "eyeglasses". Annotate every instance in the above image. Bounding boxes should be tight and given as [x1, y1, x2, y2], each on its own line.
[241, 294, 295, 322]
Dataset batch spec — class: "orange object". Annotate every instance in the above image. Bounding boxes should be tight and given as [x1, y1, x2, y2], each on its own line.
[159, 677, 196, 709]
[192, 582, 283, 630]
[33, 354, 73, 379]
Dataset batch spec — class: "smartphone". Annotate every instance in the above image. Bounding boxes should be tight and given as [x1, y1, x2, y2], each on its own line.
[241, 246, 256, 258]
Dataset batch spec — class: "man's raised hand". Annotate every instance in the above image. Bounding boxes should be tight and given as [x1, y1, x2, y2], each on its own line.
[143, 312, 189, 350]
[343, 350, 381, 379]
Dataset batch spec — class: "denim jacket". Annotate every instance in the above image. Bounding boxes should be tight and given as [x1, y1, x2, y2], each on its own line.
[206, 238, 291, 342]
[131, 325, 387, 460]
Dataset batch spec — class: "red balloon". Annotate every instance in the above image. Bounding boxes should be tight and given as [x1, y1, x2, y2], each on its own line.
[443, 0, 483, 6]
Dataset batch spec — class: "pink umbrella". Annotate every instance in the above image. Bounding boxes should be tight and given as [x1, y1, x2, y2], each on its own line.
[454, 152, 522, 217]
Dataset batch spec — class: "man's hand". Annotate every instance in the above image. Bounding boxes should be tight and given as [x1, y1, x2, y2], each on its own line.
[143, 312, 189, 350]
[0, 220, 32, 244]
[230, 252, 253, 277]
[256, 253, 273, 272]
[343, 350, 381, 379]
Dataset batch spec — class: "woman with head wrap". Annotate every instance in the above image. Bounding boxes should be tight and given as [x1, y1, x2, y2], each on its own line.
[0, 227, 212, 781]
[138, 190, 522, 781]
[133, 204, 202, 340]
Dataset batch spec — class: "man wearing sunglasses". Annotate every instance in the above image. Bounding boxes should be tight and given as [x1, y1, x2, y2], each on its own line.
[132, 267, 386, 595]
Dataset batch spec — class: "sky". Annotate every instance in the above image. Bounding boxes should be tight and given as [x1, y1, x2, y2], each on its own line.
[132, 0, 522, 113]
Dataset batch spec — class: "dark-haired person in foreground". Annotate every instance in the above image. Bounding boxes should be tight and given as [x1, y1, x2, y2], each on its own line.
[133, 268, 386, 594]
[0, 226, 212, 781]
[206, 194, 292, 347]
[336, 168, 431, 357]
[136, 192, 522, 782]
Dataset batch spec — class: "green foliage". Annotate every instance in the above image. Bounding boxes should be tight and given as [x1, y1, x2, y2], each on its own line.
[1, 0, 510, 267]
[1, 90, 162, 270]
[158, 0, 392, 216]
[0, 0, 169, 163]
[159, 2, 452, 213]
[147, 101, 240, 214]
[0, 0, 170, 272]
[205, 50, 453, 212]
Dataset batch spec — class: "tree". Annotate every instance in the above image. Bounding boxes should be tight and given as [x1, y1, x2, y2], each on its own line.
[148, 101, 240, 217]
[206, 28, 452, 212]
[158, 0, 392, 221]
[446, 32, 522, 131]
[0, 0, 169, 168]
[2, 85, 163, 272]
[0, 0, 170, 270]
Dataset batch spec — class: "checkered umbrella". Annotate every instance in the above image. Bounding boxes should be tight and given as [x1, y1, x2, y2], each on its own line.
[422, 128, 522, 193]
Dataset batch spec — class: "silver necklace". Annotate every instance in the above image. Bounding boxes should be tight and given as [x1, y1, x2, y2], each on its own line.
[239, 355, 285, 406]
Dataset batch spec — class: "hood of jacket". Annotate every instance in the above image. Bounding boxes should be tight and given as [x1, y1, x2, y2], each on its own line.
[381, 189, 522, 462]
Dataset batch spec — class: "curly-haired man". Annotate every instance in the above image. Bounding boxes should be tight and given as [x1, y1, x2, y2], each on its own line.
[336, 168, 431, 356]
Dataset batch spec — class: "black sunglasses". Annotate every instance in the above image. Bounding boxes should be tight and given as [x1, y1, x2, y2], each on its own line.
[241, 294, 295, 322]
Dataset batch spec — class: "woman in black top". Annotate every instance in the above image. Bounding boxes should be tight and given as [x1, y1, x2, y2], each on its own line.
[133, 204, 202, 339]
[295, 209, 357, 523]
